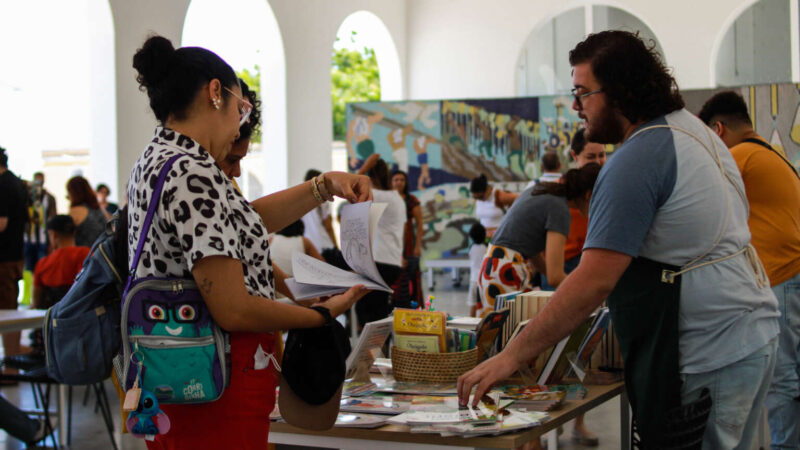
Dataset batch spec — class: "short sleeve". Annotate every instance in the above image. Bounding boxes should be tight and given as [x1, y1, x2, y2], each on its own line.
[163, 164, 239, 271]
[584, 132, 677, 257]
[544, 198, 571, 237]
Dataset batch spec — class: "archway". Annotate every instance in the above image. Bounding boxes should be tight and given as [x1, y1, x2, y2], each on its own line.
[712, 0, 795, 86]
[331, 10, 404, 171]
[515, 4, 663, 96]
[182, 0, 287, 196]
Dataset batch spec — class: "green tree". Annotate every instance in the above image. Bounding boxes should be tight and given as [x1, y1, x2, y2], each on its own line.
[331, 37, 380, 141]
[236, 65, 261, 143]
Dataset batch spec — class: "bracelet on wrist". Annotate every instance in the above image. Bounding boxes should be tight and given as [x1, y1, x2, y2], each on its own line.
[315, 175, 333, 202]
[310, 179, 324, 203]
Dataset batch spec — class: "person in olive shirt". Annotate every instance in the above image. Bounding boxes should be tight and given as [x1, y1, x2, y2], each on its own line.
[0, 146, 29, 368]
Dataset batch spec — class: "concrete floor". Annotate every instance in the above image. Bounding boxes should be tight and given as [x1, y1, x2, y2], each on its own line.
[0, 268, 622, 449]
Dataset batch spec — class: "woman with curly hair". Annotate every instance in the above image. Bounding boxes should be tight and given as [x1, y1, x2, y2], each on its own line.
[66, 175, 106, 247]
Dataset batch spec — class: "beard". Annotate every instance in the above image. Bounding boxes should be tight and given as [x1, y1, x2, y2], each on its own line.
[584, 104, 626, 144]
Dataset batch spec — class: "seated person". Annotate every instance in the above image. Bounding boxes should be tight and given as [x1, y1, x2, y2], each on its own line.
[0, 395, 46, 445]
[32, 215, 90, 309]
[28, 215, 90, 356]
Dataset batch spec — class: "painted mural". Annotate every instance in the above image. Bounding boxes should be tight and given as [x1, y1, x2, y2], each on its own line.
[347, 82, 800, 260]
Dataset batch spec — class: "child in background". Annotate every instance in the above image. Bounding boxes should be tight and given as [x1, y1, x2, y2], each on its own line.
[468, 223, 487, 317]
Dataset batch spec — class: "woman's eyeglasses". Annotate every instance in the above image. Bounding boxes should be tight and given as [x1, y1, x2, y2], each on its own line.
[223, 87, 253, 126]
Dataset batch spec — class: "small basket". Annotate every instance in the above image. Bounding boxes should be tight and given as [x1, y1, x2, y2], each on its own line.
[391, 346, 479, 383]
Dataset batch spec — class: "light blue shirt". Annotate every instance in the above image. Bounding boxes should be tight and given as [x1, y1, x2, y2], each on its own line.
[585, 109, 779, 374]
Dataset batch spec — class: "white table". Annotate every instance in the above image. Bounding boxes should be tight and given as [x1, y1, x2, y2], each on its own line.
[271, 382, 630, 450]
[0, 309, 68, 447]
[0, 309, 46, 333]
[425, 258, 471, 290]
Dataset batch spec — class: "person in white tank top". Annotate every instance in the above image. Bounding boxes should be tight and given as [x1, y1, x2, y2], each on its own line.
[268, 219, 324, 280]
[469, 174, 519, 238]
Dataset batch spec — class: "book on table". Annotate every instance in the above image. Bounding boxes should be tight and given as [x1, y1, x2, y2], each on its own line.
[388, 394, 503, 426]
[339, 395, 411, 414]
[474, 308, 509, 359]
[334, 412, 389, 428]
[393, 308, 448, 352]
[537, 313, 596, 385]
[346, 316, 393, 379]
[285, 202, 392, 300]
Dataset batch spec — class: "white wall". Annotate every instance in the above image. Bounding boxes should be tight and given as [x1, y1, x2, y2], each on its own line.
[108, 0, 192, 198]
[88, 0, 118, 201]
[107, 0, 406, 193]
[103, 0, 793, 195]
[406, 0, 765, 100]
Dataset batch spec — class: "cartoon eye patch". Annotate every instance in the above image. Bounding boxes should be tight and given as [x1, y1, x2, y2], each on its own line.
[143, 301, 202, 323]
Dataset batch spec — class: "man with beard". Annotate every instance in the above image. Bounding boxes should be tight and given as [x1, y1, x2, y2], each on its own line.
[458, 31, 779, 449]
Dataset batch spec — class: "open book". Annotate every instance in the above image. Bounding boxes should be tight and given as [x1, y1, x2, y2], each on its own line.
[285, 202, 393, 300]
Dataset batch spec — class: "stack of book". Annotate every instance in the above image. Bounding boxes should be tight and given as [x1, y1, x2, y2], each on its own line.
[495, 291, 555, 350]
[502, 306, 611, 386]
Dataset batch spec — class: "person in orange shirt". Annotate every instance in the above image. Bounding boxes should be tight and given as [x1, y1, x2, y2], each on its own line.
[564, 129, 607, 272]
[32, 215, 90, 309]
[28, 215, 90, 357]
[700, 91, 800, 449]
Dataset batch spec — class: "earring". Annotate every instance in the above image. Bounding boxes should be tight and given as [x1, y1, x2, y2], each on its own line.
[212, 98, 221, 110]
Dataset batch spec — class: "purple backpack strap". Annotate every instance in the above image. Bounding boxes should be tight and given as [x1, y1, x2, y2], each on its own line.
[125, 154, 184, 293]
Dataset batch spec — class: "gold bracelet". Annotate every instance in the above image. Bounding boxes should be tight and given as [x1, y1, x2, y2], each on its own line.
[310, 179, 324, 203]
[315, 175, 332, 201]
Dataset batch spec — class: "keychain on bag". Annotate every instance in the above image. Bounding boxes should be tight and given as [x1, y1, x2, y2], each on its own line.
[125, 354, 171, 440]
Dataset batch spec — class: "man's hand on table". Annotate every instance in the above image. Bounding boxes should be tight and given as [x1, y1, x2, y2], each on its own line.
[457, 351, 520, 407]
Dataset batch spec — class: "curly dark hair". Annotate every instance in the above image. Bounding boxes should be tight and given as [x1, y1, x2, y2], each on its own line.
[698, 91, 751, 127]
[569, 30, 684, 124]
[236, 78, 262, 142]
[133, 35, 238, 124]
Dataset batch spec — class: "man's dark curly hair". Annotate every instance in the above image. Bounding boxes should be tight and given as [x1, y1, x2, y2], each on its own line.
[236, 78, 262, 142]
[569, 30, 684, 124]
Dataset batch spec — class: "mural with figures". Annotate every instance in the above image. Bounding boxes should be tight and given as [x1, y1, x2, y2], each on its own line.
[347, 82, 800, 260]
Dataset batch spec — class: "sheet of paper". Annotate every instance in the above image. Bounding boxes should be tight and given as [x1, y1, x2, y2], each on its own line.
[340, 202, 389, 289]
[291, 253, 390, 292]
[284, 278, 348, 300]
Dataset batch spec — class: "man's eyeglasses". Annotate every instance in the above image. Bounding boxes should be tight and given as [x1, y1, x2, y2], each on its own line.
[223, 87, 253, 126]
[571, 88, 602, 109]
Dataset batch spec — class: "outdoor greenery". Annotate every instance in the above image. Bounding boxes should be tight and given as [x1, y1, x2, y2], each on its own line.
[236, 66, 261, 143]
[331, 33, 380, 141]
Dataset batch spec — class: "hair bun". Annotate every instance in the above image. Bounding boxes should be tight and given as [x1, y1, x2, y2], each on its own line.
[133, 35, 177, 90]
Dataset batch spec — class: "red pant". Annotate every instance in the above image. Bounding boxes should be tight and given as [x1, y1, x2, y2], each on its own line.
[147, 332, 278, 450]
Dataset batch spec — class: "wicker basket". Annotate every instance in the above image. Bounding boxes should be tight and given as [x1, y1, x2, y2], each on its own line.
[391, 346, 479, 383]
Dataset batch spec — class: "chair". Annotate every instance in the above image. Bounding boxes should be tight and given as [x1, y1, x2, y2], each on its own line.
[2, 357, 119, 449]
[0, 365, 59, 449]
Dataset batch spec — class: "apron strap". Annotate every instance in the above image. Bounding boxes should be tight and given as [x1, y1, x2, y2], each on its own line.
[628, 124, 769, 288]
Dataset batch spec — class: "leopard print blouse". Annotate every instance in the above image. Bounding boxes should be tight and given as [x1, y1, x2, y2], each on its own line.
[126, 127, 275, 300]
